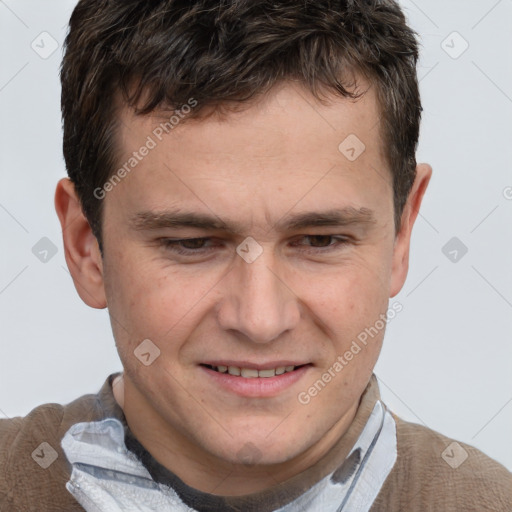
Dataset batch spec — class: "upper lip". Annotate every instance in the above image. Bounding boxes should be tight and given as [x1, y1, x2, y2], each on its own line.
[201, 361, 310, 370]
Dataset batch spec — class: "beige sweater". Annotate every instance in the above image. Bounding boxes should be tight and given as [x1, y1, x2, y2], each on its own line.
[1, 373, 510, 511]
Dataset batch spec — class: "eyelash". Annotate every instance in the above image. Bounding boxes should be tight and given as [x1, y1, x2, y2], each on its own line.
[160, 235, 351, 256]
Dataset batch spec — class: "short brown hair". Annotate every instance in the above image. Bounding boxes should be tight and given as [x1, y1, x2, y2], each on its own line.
[61, 0, 421, 246]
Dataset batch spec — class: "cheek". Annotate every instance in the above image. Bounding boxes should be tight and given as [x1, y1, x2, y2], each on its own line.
[300, 252, 391, 368]
[102, 250, 168, 346]
[109, 273, 183, 342]
[104, 251, 222, 350]
[308, 252, 391, 316]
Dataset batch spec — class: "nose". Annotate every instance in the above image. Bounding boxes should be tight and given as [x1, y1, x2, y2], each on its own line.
[216, 247, 301, 344]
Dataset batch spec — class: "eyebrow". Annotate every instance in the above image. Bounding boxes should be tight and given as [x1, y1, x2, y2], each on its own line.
[129, 207, 377, 235]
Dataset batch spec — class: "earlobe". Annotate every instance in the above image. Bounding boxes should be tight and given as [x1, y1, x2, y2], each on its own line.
[54, 178, 107, 309]
[389, 163, 432, 297]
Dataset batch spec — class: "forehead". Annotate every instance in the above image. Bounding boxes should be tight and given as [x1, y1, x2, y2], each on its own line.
[117, 79, 384, 160]
[108, 81, 391, 230]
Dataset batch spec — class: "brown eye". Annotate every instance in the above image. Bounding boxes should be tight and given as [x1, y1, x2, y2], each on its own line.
[178, 238, 208, 249]
[291, 235, 351, 254]
[160, 237, 218, 256]
[305, 235, 335, 248]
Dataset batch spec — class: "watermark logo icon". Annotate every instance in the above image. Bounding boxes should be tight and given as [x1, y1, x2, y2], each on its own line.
[441, 32, 469, 60]
[338, 134, 366, 162]
[32, 237, 58, 263]
[134, 339, 161, 366]
[442, 237, 468, 263]
[31, 442, 58, 469]
[441, 441, 468, 469]
[236, 237, 263, 264]
[31, 32, 59, 60]
[236, 442, 263, 465]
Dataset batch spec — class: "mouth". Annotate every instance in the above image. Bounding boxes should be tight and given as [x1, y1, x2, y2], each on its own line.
[201, 363, 309, 378]
[199, 362, 312, 397]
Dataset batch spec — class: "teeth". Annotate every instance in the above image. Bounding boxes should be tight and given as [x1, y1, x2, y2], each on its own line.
[215, 365, 297, 378]
[241, 368, 259, 378]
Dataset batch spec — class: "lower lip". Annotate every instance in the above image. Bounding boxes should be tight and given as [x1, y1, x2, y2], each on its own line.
[200, 365, 311, 398]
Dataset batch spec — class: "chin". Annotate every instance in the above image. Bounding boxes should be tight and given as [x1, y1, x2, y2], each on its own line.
[207, 427, 308, 467]
[225, 442, 296, 467]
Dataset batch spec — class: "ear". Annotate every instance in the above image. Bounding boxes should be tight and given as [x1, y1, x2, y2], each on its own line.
[390, 163, 432, 298]
[54, 178, 107, 309]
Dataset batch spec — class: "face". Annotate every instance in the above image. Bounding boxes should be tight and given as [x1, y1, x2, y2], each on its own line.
[57, 80, 430, 481]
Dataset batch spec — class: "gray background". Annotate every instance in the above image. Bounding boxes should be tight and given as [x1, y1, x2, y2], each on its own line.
[1, 0, 511, 471]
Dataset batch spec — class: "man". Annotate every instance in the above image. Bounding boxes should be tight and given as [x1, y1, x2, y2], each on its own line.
[1, 0, 510, 510]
